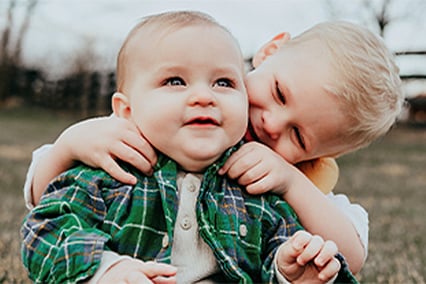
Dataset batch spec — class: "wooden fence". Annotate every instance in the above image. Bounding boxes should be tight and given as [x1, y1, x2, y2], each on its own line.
[1, 52, 426, 122]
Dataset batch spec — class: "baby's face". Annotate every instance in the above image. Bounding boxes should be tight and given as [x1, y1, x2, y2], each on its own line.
[123, 25, 247, 172]
[246, 40, 350, 164]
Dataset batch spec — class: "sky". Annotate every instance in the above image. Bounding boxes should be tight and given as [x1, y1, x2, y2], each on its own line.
[1, 0, 426, 86]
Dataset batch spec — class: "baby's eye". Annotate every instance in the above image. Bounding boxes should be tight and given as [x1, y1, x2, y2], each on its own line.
[214, 78, 234, 88]
[165, 77, 185, 86]
[276, 82, 286, 105]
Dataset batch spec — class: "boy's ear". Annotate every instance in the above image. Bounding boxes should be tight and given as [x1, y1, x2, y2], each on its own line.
[252, 32, 291, 68]
[112, 92, 131, 119]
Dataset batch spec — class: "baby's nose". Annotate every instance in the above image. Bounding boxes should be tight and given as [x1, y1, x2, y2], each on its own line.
[188, 86, 216, 106]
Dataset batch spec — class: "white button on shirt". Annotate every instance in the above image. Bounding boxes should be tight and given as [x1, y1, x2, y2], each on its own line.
[180, 216, 192, 230]
[188, 183, 196, 192]
[239, 224, 247, 237]
[162, 234, 169, 249]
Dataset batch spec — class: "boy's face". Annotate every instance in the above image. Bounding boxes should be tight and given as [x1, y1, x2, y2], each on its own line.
[246, 40, 350, 164]
[115, 25, 247, 172]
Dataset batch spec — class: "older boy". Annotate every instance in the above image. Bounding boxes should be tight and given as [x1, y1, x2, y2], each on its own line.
[22, 11, 353, 284]
[24, 18, 403, 274]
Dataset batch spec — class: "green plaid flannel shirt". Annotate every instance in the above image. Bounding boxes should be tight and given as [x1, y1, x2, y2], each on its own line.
[21, 144, 357, 283]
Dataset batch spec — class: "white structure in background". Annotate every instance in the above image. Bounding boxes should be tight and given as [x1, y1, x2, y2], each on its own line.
[397, 53, 426, 123]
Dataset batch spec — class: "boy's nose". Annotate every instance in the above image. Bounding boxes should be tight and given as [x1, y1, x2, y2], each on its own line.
[262, 110, 283, 140]
[188, 86, 216, 106]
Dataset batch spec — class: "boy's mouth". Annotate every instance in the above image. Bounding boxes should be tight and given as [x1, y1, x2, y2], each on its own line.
[245, 122, 259, 141]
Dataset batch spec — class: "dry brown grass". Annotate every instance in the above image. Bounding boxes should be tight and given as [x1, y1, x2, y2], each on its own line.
[336, 125, 426, 283]
[0, 107, 79, 283]
[0, 107, 425, 283]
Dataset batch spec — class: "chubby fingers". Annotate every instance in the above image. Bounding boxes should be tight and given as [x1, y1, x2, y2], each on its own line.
[219, 142, 273, 192]
[98, 156, 138, 185]
[291, 231, 341, 282]
[304, 238, 341, 282]
[115, 272, 153, 284]
[152, 276, 177, 284]
[116, 123, 157, 170]
[313, 240, 339, 267]
[112, 133, 157, 172]
[317, 256, 341, 282]
[311, 240, 340, 282]
[286, 231, 335, 266]
[141, 261, 178, 278]
[295, 234, 325, 266]
[100, 130, 158, 184]
[219, 143, 258, 178]
[116, 260, 177, 284]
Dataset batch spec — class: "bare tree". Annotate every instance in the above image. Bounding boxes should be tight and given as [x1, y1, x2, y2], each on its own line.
[0, 0, 39, 104]
[324, 0, 426, 39]
[65, 37, 103, 117]
[361, 0, 391, 36]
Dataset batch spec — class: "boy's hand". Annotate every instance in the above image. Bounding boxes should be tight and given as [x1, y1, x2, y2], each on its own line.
[276, 231, 340, 283]
[98, 259, 177, 284]
[57, 115, 157, 184]
[219, 142, 300, 195]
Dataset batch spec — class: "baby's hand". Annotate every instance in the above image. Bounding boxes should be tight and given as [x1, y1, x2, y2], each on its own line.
[219, 142, 300, 195]
[98, 259, 177, 284]
[57, 115, 157, 184]
[276, 231, 340, 283]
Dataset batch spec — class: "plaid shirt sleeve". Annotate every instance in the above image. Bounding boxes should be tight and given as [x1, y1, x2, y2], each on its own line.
[262, 197, 303, 282]
[21, 165, 115, 283]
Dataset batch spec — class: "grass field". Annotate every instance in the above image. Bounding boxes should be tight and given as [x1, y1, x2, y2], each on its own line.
[0, 107, 425, 283]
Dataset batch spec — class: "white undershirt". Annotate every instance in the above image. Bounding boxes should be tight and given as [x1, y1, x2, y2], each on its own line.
[170, 172, 220, 283]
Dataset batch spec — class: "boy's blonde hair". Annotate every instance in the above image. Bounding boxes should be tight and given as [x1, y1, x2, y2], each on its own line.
[291, 21, 404, 153]
[116, 11, 241, 93]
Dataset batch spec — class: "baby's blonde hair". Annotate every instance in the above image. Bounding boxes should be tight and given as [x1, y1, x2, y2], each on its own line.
[291, 21, 404, 154]
[116, 11, 241, 93]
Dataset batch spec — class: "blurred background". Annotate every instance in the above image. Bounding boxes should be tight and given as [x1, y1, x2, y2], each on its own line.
[0, 0, 425, 283]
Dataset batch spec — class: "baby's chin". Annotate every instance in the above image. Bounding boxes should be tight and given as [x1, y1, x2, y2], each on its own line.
[167, 148, 225, 173]
[161, 137, 243, 172]
[174, 155, 220, 173]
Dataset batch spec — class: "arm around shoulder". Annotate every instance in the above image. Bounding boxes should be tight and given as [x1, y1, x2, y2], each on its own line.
[31, 138, 78, 205]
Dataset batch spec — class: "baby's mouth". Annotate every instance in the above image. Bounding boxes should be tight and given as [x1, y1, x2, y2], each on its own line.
[185, 116, 219, 126]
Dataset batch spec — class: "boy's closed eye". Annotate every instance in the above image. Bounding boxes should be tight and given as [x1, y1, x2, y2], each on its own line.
[293, 127, 306, 150]
[276, 82, 286, 105]
[275, 81, 306, 151]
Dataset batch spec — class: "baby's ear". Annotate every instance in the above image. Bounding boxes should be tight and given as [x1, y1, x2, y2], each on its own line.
[252, 32, 291, 68]
[296, 158, 339, 194]
[111, 92, 131, 119]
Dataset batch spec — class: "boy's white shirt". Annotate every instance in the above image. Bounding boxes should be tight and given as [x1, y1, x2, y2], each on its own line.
[23, 144, 369, 257]
[326, 192, 369, 258]
[23, 144, 52, 209]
